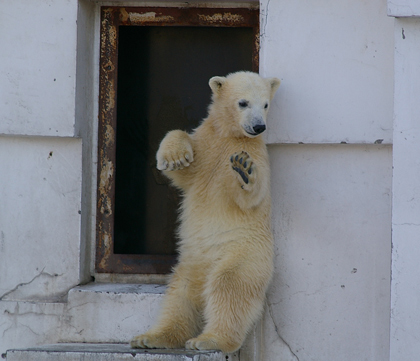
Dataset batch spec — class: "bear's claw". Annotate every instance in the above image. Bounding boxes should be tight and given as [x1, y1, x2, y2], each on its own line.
[157, 153, 192, 171]
[230, 151, 255, 188]
[130, 336, 147, 348]
[156, 130, 194, 172]
[131, 332, 185, 349]
[232, 166, 249, 184]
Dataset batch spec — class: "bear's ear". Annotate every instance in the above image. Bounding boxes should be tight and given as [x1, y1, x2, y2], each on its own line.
[209, 76, 226, 95]
[267, 77, 281, 99]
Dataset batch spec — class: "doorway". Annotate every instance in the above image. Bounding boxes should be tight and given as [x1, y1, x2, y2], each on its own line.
[96, 6, 259, 274]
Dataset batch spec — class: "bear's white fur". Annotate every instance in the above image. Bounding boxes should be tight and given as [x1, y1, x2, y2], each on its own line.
[130, 71, 280, 353]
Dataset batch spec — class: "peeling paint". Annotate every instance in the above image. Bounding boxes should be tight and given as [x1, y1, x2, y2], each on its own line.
[107, 26, 117, 48]
[101, 11, 117, 52]
[101, 79, 115, 113]
[253, 30, 260, 72]
[198, 12, 243, 24]
[98, 233, 112, 270]
[98, 159, 113, 195]
[120, 7, 129, 22]
[99, 195, 112, 216]
[129, 12, 174, 23]
[104, 124, 115, 147]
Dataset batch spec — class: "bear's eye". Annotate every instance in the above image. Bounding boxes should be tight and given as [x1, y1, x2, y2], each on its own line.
[264, 103, 268, 109]
[238, 100, 249, 108]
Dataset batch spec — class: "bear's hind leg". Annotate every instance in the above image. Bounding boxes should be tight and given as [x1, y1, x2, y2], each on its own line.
[185, 264, 268, 353]
[131, 273, 202, 349]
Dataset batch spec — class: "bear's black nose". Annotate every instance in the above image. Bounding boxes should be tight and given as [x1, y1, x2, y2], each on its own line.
[252, 124, 266, 134]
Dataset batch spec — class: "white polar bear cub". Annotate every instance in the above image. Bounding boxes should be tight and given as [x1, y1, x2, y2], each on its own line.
[130, 71, 281, 353]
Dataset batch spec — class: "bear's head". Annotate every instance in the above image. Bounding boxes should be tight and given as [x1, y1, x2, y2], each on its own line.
[208, 71, 280, 138]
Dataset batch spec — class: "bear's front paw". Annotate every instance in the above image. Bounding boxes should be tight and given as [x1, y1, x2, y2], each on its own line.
[156, 137, 194, 172]
[186, 333, 240, 353]
[157, 151, 193, 171]
[230, 151, 256, 190]
[130, 335, 149, 349]
[130, 331, 184, 349]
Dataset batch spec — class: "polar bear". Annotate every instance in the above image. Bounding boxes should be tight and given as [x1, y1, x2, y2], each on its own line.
[130, 71, 280, 353]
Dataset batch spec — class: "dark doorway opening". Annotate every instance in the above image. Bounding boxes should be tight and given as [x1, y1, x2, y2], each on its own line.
[96, 7, 259, 274]
[114, 26, 254, 255]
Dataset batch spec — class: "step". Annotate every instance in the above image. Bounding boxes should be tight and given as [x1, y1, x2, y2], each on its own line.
[63, 283, 166, 342]
[5, 343, 230, 361]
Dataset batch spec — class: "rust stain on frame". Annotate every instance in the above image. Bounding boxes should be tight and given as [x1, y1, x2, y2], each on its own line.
[97, 7, 119, 273]
[253, 27, 260, 72]
[198, 12, 244, 24]
[129, 12, 175, 23]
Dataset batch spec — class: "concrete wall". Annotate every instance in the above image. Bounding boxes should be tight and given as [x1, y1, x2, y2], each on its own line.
[0, 1, 78, 137]
[0, 0, 84, 353]
[1, 0, 414, 360]
[261, 0, 394, 145]
[388, 7, 420, 360]
[0, 137, 82, 302]
[265, 145, 392, 360]
[260, 0, 394, 359]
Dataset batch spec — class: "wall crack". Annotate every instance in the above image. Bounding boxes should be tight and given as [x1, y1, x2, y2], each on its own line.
[266, 301, 300, 361]
[0, 267, 63, 301]
[261, 0, 271, 39]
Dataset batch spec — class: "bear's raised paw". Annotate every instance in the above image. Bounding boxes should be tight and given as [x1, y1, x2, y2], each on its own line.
[230, 151, 256, 189]
[156, 130, 194, 171]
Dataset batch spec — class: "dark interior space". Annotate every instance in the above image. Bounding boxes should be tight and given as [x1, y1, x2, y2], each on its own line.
[114, 25, 253, 255]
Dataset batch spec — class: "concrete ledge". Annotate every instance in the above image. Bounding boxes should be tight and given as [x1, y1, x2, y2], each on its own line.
[62, 283, 166, 343]
[388, 0, 420, 17]
[5, 343, 226, 361]
[70, 283, 167, 295]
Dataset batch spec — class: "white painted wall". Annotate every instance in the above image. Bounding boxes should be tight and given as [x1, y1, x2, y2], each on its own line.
[260, 0, 394, 360]
[0, 1, 78, 137]
[0, 0, 84, 355]
[266, 145, 392, 360]
[388, 0, 420, 16]
[390, 17, 420, 361]
[261, 0, 394, 145]
[2, 1, 418, 361]
[0, 136, 82, 354]
[0, 137, 82, 302]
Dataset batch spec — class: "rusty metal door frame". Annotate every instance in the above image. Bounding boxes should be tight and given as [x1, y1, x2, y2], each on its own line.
[96, 6, 260, 274]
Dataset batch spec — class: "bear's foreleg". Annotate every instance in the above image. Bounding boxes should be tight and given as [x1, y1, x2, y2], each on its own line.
[131, 273, 201, 349]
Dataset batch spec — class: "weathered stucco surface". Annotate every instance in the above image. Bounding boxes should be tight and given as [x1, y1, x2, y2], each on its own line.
[6, 343, 227, 361]
[267, 144, 392, 360]
[1, 0, 419, 360]
[261, 0, 394, 145]
[390, 17, 420, 361]
[0, 136, 82, 303]
[0, 1, 78, 136]
[259, 0, 394, 359]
